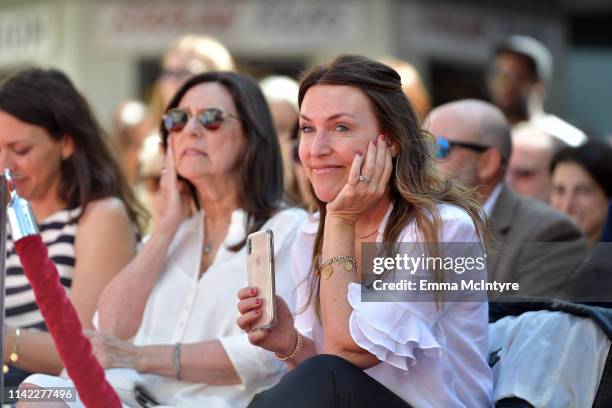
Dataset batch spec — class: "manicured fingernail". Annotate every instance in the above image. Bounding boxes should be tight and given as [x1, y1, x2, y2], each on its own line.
[250, 288, 256, 296]
[380, 134, 386, 141]
[372, 139, 377, 146]
[357, 150, 363, 157]
[255, 298, 261, 305]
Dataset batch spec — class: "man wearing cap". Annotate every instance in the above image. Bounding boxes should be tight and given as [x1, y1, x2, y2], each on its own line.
[488, 35, 587, 147]
[425, 99, 588, 298]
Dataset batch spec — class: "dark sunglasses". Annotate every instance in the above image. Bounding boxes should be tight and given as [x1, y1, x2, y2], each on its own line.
[435, 136, 490, 160]
[163, 108, 240, 132]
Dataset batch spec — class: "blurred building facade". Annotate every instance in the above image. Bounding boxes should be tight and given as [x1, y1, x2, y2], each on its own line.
[0, 0, 610, 136]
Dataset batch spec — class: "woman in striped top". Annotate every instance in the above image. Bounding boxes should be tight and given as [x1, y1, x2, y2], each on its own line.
[0, 68, 145, 386]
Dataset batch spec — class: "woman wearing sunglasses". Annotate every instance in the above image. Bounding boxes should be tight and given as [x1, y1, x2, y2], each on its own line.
[237, 56, 493, 407]
[0, 68, 143, 386]
[137, 35, 235, 234]
[21, 72, 306, 407]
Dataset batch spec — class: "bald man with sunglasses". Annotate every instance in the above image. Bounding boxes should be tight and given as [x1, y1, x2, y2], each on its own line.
[425, 99, 587, 299]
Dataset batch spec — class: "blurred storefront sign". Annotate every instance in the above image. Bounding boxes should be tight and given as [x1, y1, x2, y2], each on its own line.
[95, 0, 364, 54]
[0, 4, 59, 67]
[397, 1, 563, 62]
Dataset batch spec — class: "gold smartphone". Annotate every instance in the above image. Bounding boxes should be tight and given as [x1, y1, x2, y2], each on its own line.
[247, 230, 276, 330]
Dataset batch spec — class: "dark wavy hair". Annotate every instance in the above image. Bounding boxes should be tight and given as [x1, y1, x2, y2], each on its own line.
[551, 140, 612, 198]
[160, 71, 284, 250]
[0, 68, 146, 231]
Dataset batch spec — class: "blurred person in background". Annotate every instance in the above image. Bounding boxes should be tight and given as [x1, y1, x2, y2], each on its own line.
[426, 99, 588, 298]
[141, 34, 236, 230]
[550, 140, 612, 248]
[109, 100, 150, 186]
[506, 122, 567, 202]
[260, 75, 302, 203]
[149, 34, 236, 127]
[488, 35, 587, 147]
[0, 68, 142, 386]
[137, 135, 165, 231]
[22, 71, 306, 407]
[289, 123, 317, 210]
[604, 203, 612, 242]
[380, 58, 431, 124]
[605, 133, 612, 243]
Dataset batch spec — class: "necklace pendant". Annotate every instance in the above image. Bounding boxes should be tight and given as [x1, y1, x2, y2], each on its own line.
[321, 265, 333, 280]
[203, 243, 213, 255]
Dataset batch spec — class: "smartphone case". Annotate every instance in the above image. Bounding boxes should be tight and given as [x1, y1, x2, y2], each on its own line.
[247, 230, 277, 330]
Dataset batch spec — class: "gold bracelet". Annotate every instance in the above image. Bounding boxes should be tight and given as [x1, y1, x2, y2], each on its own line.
[10, 328, 20, 363]
[3, 327, 21, 374]
[317, 255, 356, 280]
[274, 331, 303, 361]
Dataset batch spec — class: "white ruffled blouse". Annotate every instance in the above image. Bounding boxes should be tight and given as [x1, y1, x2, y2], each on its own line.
[292, 203, 494, 408]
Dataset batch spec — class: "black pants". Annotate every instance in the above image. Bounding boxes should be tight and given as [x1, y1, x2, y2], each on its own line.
[249, 354, 411, 408]
[496, 398, 533, 408]
[3, 365, 33, 387]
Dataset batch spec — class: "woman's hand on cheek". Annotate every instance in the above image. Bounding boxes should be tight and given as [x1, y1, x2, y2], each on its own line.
[326, 134, 393, 224]
[157, 135, 192, 234]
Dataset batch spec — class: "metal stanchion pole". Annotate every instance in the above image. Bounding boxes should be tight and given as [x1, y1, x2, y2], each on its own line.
[0, 172, 7, 404]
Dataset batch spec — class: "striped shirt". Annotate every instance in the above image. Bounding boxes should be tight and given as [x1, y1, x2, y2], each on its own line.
[5, 208, 79, 329]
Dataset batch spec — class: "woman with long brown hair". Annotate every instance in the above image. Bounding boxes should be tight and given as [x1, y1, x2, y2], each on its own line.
[0, 68, 142, 386]
[238, 55, 493, 407]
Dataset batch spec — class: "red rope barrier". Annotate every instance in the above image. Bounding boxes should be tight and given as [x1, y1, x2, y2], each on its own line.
[15, 235, 121, 408]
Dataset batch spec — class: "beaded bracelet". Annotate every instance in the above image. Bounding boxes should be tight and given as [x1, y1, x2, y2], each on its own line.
[173, 343, 182, 380]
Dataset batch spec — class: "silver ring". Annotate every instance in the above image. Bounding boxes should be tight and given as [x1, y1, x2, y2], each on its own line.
[358, 175, 371, 184]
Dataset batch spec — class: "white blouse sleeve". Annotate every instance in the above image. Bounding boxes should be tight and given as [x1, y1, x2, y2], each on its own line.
[347, 205, 480, 371]
[221, 208, 307, 387]
[219, 333, 285, 388]
[291, 216, 319, 341]
[347, 283, 445, 371]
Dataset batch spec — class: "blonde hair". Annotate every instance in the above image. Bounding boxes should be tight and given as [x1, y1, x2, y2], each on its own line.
[148, 35, 236, 127]
[259, 75, 299, 111]
[379, 58, 431, 124]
